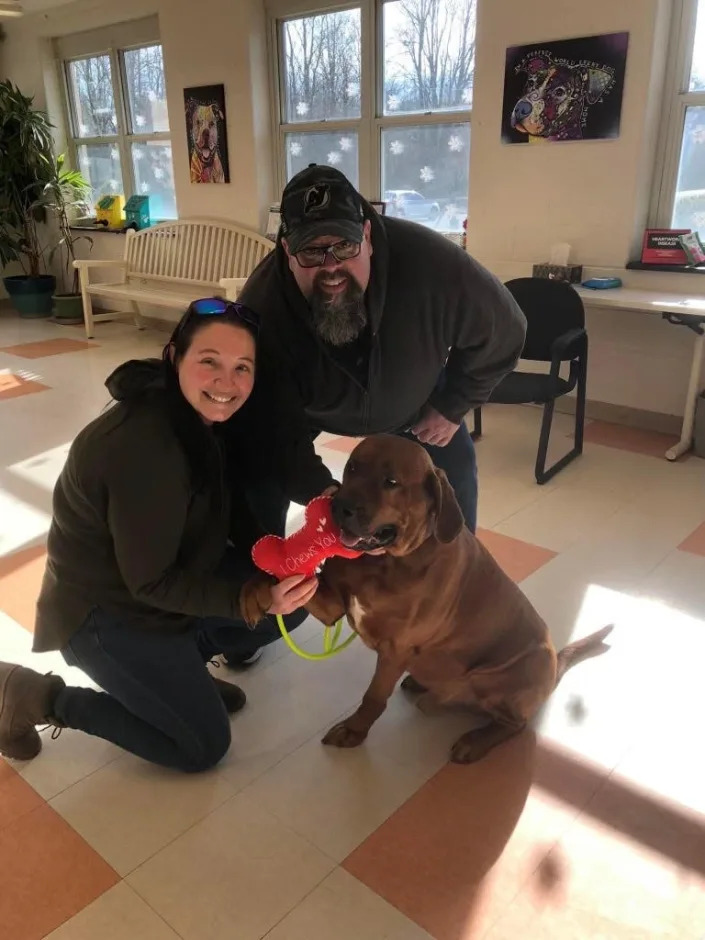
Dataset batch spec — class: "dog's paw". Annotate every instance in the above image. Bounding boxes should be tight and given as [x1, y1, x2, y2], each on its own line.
[450, 731, 488, 764]
[321, 721, 367, 748]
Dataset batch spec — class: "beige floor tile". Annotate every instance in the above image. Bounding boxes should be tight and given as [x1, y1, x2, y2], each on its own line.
[217, 628, 378, 792]
[45, 881, 181, 940]
[49, 753, 237, 876]
[238, 693, 467, 863]
[265, 868, 433, 939]
[493, 485, 625, 553]
[127, 788, 335, 940]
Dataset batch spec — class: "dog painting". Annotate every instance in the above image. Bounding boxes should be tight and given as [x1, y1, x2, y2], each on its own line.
[502, 32, 628, 144]
[184, 84, 230, 183]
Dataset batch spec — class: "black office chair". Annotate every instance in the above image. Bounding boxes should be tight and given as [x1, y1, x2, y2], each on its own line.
[472, 277, 588, 485]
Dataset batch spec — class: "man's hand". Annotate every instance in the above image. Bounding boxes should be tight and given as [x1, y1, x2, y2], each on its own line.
[321, 483, 340, 498]
[410, 405, 460, 447]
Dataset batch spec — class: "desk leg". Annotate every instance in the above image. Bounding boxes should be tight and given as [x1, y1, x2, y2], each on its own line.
[666, 330, 705, 461]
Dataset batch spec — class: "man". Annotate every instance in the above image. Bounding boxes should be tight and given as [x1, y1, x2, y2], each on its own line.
[239, 164, 526, 536]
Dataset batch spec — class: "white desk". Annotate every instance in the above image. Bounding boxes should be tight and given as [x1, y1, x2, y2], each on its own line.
[575, 286, 705, 460]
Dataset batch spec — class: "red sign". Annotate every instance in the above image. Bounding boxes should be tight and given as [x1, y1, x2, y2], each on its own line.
[641, 229, 690, 265]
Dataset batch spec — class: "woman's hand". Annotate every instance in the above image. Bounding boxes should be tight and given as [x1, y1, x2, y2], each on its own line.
[267, 574, 318, 615]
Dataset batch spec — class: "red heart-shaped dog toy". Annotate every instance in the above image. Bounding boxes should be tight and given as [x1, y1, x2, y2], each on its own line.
[251, 495, 362, 580]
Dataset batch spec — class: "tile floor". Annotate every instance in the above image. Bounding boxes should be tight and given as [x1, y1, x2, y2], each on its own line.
[1, 310, 704, 939]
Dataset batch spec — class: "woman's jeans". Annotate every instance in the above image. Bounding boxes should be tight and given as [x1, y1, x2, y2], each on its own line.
[55, 604, 305, 772]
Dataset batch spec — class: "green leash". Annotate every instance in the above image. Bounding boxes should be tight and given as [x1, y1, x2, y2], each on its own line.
[276, 614, 357, 661]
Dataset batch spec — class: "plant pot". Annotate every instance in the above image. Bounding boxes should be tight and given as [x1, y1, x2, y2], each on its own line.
[52, 293, 84, 323]
[2, 275, 57, 318]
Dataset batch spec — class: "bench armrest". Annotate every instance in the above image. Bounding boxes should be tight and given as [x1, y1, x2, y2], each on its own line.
[219, 277, 248, 300]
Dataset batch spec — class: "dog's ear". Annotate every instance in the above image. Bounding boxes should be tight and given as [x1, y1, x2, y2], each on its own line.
[424, 468, 464, 544]
[584, 67, 614, 104]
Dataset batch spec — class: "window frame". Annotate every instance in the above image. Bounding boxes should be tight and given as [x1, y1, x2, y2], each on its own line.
[650, 0, 704, 229]
[269, 0, 473, 216]
[57, 30, 173, 220]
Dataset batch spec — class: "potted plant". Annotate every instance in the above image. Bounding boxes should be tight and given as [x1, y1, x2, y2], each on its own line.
[37, 154, 93, 322]
[0, 80, 58, 317]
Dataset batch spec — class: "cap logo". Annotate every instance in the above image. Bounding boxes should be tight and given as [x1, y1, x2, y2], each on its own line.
[303, 184, 330, 215]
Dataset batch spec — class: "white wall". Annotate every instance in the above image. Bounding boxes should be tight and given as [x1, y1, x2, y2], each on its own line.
[468, 0, 701, 421]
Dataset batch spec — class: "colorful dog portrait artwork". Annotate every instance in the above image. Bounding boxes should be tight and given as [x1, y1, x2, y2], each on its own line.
[502, 32, 629, 144]
[184, 84, 230, 183]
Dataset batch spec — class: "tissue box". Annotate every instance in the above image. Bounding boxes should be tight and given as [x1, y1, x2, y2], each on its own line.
[532, 263, 583, 284]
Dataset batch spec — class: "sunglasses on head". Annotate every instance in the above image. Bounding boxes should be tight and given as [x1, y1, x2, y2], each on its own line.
[294, 239, 362, 269]
[187, 297, 260, 330]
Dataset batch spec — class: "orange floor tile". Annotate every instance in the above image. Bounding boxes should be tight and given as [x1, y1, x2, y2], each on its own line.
[477, 528, 557, 582]
[322, 435, 364, 454]
[582, 419, 682, 459]
[678, 520, 705, 556]
[0, 338, 97, 358]
[0, 760, 44, 833]
[0, 371, 50, 400]
[0, 802, 119, 940]
[0, 544, 46, 633]
[343, 731, 538, 940]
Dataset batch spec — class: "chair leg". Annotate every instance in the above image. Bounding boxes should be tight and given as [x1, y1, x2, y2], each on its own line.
[471, 407, 482, 441]
[534, 400, 555, 484]
[574, 355, 587, 454]
[535, 388, 586, 485]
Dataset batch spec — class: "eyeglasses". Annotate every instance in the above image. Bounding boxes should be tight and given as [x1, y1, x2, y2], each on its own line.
[294, 239, 362, 269]
[187, 297, 259, 331]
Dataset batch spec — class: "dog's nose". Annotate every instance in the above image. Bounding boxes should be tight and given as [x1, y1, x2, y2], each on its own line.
[332, 495, 366, 530]
[333, 495, 356, 522]
[513, 99, 533, 122]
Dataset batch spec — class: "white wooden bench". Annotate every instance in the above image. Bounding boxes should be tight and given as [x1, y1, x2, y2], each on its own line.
[74, 219, 273, 338]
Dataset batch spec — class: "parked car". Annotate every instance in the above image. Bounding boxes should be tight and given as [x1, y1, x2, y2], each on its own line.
[384, 189, 441, 223]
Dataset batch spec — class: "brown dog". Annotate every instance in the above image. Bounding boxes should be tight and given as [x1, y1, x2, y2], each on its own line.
[243, 434, 611, 763]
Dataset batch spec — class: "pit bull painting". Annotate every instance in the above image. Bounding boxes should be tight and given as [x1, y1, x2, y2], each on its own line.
[184, 85, 230, 184]
[502, 32, 628, 144]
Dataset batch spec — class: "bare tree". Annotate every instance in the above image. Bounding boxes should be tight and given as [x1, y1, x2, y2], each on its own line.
[283, 10, 361, 122]
[393, 0, 475, 111]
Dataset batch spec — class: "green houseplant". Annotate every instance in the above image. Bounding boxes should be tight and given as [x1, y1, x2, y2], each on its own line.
[0, 80, 56, 317]
[38, 154, 93, 322]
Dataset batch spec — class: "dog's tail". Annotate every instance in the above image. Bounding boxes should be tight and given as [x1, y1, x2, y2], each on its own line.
[555, 624, 613, 685]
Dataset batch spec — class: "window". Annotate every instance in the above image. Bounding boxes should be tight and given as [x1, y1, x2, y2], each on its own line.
[58, 20, 176, 220]
[274, 0, 476, 232]
[654, 0, 705, 236]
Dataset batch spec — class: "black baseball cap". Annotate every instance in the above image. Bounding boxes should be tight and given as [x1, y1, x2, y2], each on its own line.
[280, 165, 365, 254]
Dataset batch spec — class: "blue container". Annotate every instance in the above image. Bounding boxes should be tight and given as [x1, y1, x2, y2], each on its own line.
[3, 275, 57, 318]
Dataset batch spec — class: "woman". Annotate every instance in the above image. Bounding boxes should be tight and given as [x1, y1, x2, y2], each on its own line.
[0, 299, 330, 772]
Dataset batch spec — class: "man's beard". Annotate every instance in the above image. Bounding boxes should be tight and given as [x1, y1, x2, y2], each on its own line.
[310, 272, 367, 346]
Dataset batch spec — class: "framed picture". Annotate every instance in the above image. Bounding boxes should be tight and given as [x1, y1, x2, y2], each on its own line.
[183, 84, 230, 184]
[502, 31, 629, 144]
[369, 201, 386, 216]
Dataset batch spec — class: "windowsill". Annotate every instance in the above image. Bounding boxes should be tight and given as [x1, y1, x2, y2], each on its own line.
[70, 224, 126, 234]
[69, 218, 176, 234]
[626, 261, 705, 274]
